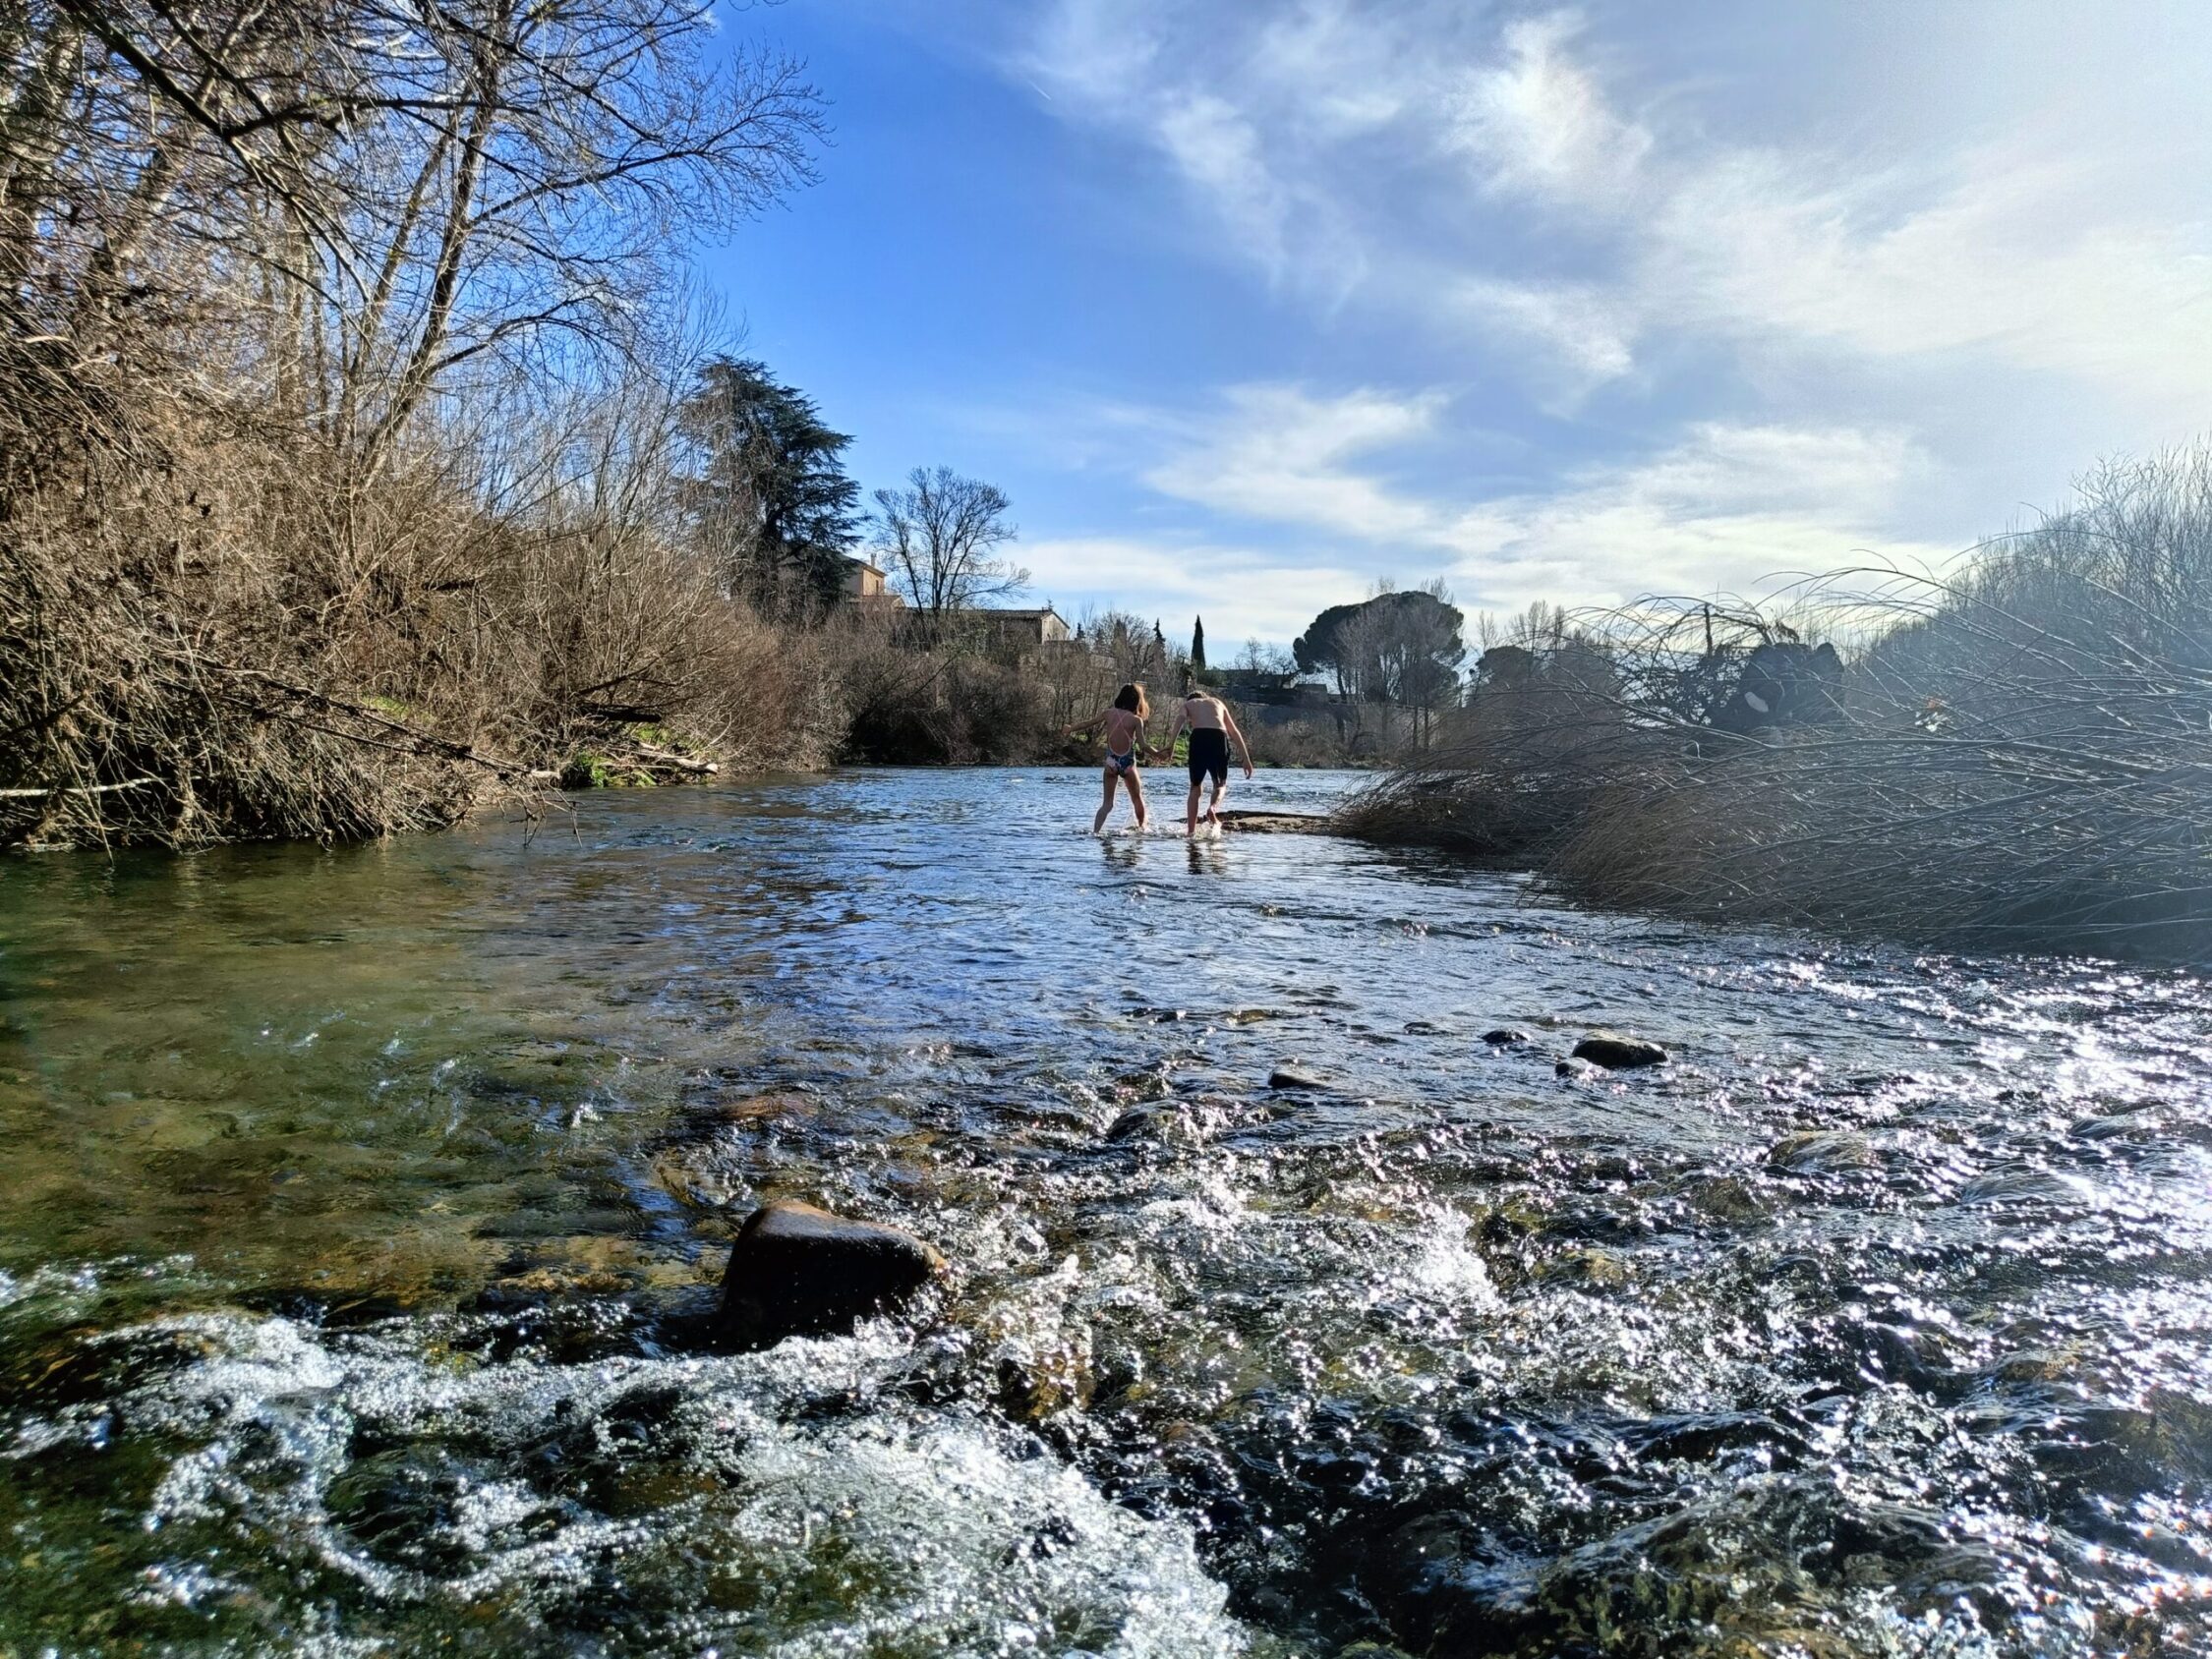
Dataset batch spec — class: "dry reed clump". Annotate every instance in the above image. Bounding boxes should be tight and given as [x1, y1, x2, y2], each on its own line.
[1335, 653, 1656, 858]
[0, 355, 844, 852]
[826, 618, 1058, 765]
[0, 368, 510, 850]
[2, 1, 838, 851]
[1344, 446, 2212, 958]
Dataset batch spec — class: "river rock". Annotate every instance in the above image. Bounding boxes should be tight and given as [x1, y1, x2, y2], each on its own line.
[1216, 810, 1330, 834]
[1105, 1106, 1157, 1142]
[1572, 1032, 1669, 1069]
[717, 1199, 946, 1346]
[1984, 1346, 2078, 1385]
[1482, 1027, 1532, 1046]
[1538, 1246, 1629, 1288]
[1767, 1130, 1877, 1173]
[1268, 1065, 1326, 1090]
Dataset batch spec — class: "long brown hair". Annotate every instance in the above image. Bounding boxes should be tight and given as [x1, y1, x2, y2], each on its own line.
[1112, 682, 1149, 720]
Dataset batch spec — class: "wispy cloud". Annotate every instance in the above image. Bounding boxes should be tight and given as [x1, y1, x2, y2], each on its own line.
[1018, 1, 2212, 424]
[983, 2, 2212, 641]
[1027, 381, 1950, 633]
[1142, 383, 1450, 542]
[1441, 423, 1955, 613]
[1021, 535, 1372, 644]
[1451, 12, 1653, 210]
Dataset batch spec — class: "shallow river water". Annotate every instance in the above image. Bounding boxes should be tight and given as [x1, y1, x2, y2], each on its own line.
[2, 769, 2209, 1657]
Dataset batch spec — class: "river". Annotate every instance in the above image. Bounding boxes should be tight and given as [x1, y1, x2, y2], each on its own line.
[1, 769, 2207, 1656]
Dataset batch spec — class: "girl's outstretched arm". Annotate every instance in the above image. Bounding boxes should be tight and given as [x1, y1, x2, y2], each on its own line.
[1152, 701, 1188, 760]
[1063, 707, 1106, 739]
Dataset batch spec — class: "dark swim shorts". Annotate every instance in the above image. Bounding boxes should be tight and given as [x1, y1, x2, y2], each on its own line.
[1188, 726, 1229, 784]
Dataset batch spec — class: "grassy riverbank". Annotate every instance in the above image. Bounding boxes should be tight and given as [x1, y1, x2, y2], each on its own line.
[1341, 447, 2212, 958]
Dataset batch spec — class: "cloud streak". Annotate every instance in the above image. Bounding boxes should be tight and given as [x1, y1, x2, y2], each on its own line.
[988, 1, 2212, 642]
[1020, 1, 2212, 423]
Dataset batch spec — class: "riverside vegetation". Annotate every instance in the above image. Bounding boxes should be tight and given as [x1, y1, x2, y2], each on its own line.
[1340, 447, 2212, 961]
[0, 4, 1318, 854]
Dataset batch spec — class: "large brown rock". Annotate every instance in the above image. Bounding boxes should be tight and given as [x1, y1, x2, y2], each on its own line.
[718, 1199, 947, 1346]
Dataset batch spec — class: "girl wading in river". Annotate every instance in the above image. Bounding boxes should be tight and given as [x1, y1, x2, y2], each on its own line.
[1167, 681, 1253, 835]
[1066, 683, 1154, 833]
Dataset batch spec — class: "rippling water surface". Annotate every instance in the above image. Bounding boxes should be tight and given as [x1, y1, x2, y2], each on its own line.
[3, 769, 2210, 1656]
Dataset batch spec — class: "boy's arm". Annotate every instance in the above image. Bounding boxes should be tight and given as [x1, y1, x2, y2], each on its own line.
[1225, 709, 1254, 777]
[1152, 704, 1188, 759]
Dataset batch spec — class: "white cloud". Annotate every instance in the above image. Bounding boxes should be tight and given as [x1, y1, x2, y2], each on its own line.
[1045, 382, 1951, 629]
[1154, 94, 1291, 274]
[1441, 423, 1956, 613]
[1645, 146, 2212, 419]
[1143, 383, 1450, 541]
[1451, 12, 1652, 210]
[1018, 1, 2212, 431]
[1020, 535, 1370, 644]
[994, 3, 2212, 633]
[1454, 275, 1638, 394]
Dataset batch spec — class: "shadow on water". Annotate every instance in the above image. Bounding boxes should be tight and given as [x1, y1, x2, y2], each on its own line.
[0, 769, 2207, 1655]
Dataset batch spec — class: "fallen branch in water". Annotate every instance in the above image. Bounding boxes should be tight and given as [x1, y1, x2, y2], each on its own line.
[637, 743, 720, 775]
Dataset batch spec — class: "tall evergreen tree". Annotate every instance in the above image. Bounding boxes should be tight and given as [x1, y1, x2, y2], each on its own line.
[678, 357, 862, 613]
[1192, 615, 1207, 675]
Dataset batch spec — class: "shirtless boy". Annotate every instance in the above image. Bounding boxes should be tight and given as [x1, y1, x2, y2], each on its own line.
[1164, 682, 1253, 835]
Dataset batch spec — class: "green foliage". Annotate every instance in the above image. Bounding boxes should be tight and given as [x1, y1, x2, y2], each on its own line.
[559, 753, 655, 790]
[1293, 590, 1465, 705]
[678, 358, 862, 614]
[625, 722, 700, 753]
[1291, 601, 1367, 687]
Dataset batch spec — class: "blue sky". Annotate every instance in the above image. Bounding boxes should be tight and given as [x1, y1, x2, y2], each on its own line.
[708, 1, 2212, 650]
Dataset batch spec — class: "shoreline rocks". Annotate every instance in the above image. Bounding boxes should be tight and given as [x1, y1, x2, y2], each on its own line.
[717, 1199, 946, 1347]
[1216, 810, 1333, 834]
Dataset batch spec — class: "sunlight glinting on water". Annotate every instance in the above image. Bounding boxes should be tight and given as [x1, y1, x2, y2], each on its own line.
[2, 771, 2209, 1655]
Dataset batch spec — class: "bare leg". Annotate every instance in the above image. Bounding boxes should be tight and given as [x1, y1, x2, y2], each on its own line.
[1206, 773, 1228, 824]
[1094, 769, 1118, 833]
[1127, 771, 1149, 830]
[1185, 778, 1202, 836]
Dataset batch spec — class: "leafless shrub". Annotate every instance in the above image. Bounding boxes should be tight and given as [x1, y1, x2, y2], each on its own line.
[0, 3, 830, 848]
[1343, 445, 2212, 956]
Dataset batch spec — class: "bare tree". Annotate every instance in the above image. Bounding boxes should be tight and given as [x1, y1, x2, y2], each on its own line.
[0, 1, 833, 848]
[871, 467, 1024, 648]
[5, 4, 824, 466]
[1396, 578, 1466, 749]
[1235, 637, 1293, 675]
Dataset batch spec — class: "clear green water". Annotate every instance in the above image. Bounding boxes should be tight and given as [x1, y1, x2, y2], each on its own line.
[1, 770, 2208, 1656]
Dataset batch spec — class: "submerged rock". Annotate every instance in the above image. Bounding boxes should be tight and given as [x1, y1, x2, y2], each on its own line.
[1767, 1130, 1877, 1173]
[1216, 810, 1331, 834]
[1481, 1027, 1532, 1046]
[1105, 1107, 1156, 1142]
[1538, 1246, 1630, 1288]
[1268, 1065, 1326, 1090]
[717, 1199, 946, 1346]
[1572, 1032, 1669, 1069]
